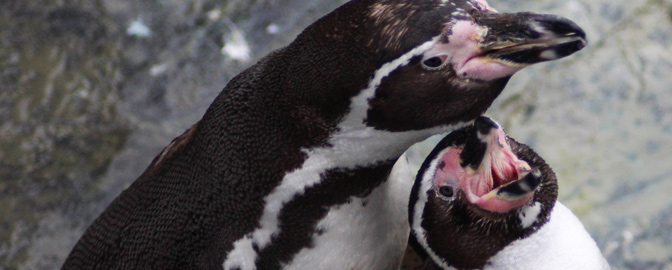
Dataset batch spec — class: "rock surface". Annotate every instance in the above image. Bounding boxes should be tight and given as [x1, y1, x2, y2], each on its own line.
[1, 0, 671, 269]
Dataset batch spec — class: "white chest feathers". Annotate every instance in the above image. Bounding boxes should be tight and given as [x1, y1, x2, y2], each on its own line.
[281, 155, 414, 270]
[484, 202, 610, 270]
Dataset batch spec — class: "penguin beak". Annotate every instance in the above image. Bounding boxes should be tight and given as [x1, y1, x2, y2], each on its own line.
[459, 117, 540, 213]
[442, 12, 586, 81]
[481, 168, 542, 203]
[476, 12, 587, 65]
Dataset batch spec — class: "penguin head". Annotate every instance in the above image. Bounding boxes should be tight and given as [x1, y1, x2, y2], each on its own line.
[361, 0, 587, 131]
[409, 116, 558, 269]
[286, 0, 585, 133]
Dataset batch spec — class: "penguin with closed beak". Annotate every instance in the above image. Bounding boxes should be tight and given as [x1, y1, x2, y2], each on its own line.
[62, 0, 586, 269]
[408, 116, 609, 270]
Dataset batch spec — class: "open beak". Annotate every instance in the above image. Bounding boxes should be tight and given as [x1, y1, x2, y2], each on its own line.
[459, 117, 541, 213]
[446, 11, 586, 81]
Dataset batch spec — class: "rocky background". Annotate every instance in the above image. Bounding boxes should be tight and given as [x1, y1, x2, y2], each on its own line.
[1, 0, 670, 269]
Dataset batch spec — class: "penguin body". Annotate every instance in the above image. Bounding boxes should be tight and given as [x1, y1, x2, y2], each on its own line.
[282, 154, 414, 270]
[408, 117, 609, 270]
[485, 202, 609, 270]
[62, 0, 586, 269]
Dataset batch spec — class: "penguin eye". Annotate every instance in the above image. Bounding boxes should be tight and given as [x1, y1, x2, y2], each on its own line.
[438, 186, 454, 198]
[421, 55, 448, 70]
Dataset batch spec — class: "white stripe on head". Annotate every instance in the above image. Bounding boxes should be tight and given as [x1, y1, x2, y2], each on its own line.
[339, 37, 439, 129]
[222, 37, 472, 270]
[411, 147, 455, 270]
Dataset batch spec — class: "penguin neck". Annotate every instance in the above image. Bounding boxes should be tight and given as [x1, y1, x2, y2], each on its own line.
[324, 124, 454, 169]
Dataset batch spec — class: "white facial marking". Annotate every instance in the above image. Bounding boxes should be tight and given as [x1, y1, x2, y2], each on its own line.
[411, 147, 460, 270]
[222, 37, 471, 270]
[519, 201, 542, 229]
[339, 37, 438, 128]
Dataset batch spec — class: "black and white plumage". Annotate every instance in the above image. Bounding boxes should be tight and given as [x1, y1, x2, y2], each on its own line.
[61, 0, 586, 269]
[408, 117, 609, 270]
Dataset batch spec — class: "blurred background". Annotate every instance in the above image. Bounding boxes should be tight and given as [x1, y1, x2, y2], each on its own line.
[1, 0, 671, 269]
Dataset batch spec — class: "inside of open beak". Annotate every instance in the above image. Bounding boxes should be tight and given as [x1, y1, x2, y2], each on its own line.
[436, 117, 541, 213]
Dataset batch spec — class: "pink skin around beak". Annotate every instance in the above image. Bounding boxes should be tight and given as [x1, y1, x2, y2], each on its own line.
[422, 1, 586, 82]
[433, 127, 535, 213]
[424, 21, 525, 81]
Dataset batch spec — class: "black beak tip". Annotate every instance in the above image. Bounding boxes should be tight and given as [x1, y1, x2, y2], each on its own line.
[496, 168, 543, 197]
[524, 169, 543, 190]
[527, 14, 588, 61]
[536, 15, 586, 40]
[557, 38, 587, 58]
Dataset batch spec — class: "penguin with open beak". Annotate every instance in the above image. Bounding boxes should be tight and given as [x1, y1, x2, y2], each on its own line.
[62, 0, 586, 269]
[408, 117, 609, 270]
